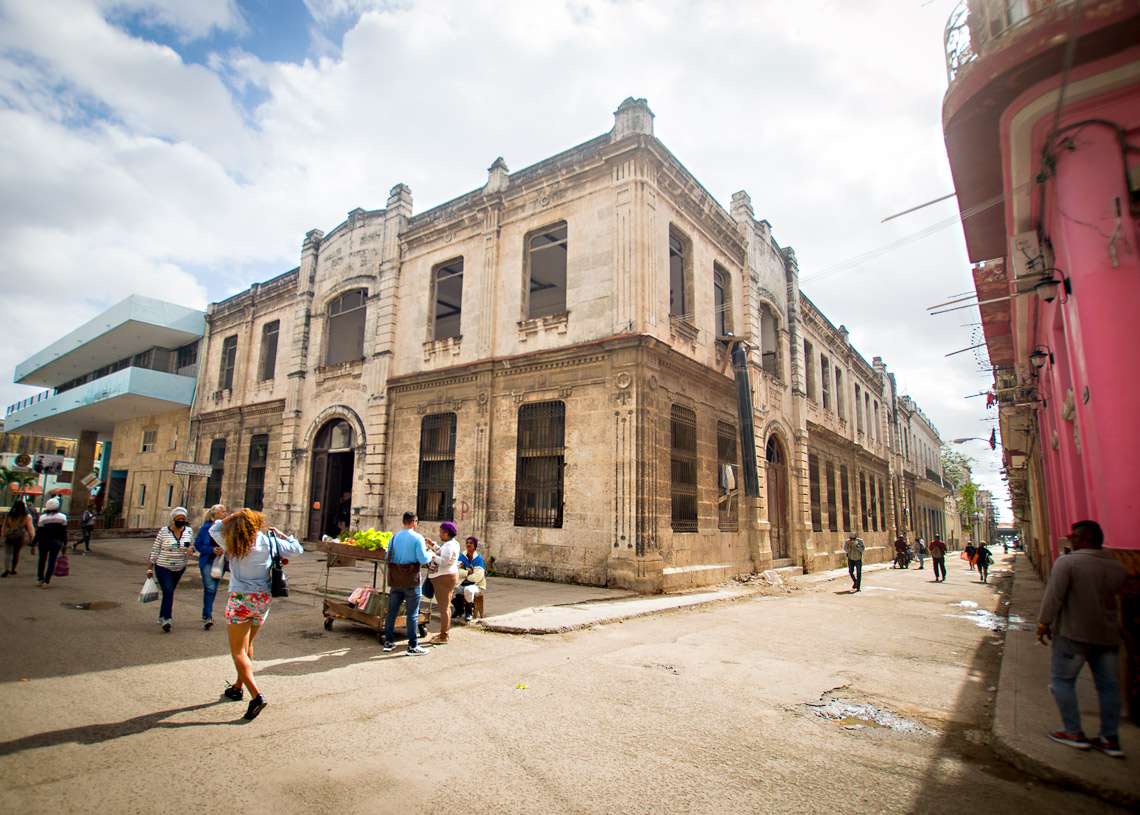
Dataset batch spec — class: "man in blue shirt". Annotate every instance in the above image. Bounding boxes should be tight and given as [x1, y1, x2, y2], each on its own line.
[453, 536, 487, 622]
[384, 511, 432, 655]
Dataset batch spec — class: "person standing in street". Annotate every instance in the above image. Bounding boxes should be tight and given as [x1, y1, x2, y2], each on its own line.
[75, 507, 96, 554]
[427, 521, 460, 645]
[929, 535, 948, 583]
[915, 536, 927, 570]
[147, 507, 194, 632]
[34, 497, 67, 588]
[1037, 520, 1126, 758]
[844, 531, 865, 592]
[194, 504, 227, 630]
[383, 511, 432, 655]
[209, 508, 303, 721]
[2, 499, 35, 577]
[976, 543, 992, 584]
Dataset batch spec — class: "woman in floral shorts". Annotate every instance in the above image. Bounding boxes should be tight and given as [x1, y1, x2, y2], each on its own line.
[209, 509, 303, 721]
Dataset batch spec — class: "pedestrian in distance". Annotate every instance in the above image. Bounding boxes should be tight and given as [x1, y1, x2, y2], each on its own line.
[844, 531, 865, 592]
[75, 507, 96, 554]
[209, 508, 303, 721]
[1036, 520, 1126, 758]
[147, 507, 194, 632]
[194, 504, 228, 630]
[892, 535, 908, 569]
[427, 521, 460, 645]
[2, 499, 35, 577]
[964, 541, 977, 571]
[453, 536, 487, 622]
[916, 536, 927, 570]
[383, 511, 432, 655]
[976, 543, 992, 584]
[929, 535, 948, 583]
[33, 497, 67, 588]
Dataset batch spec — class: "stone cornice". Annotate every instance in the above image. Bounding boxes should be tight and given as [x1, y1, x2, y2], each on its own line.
[193, 399, 287, 424]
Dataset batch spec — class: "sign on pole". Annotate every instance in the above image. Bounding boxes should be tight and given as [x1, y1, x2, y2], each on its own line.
[80, 472, 99, 489]
[173, 460, 213, 478]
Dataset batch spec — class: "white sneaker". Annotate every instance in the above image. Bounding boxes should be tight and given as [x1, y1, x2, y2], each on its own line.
[406, 645, 430, 656]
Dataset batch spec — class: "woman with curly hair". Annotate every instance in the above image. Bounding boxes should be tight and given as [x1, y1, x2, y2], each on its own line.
[208, 508, 302, 721]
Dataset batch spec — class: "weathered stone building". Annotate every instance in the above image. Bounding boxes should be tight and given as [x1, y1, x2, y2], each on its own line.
[186, 98, 950, 591]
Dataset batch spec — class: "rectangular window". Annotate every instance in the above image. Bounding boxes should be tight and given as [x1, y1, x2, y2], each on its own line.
[855, 384, 863, 433]
[326, 289, 366, 365]
[176, 341, 198, 371]
[717, 421, 738, 531]
[820, 355, 831, 410]
[258, 321, 279, 381]
[244, 434, 269, 511]
[808, 453, 822, 532]
[803, 340, 816, 400]
[835, 367, 845, 419]
[138, 483, 147, 507]
[859, 472, 868, 532]
[713, 263, 732, 338]
[878, 476, 887, 534]
[417, 413, 457, 521]
[670, 404, 698, 532]
[865, 394, 872, 439]
[526, 222, 568, 319]
[204, 438, 226, 507]
[219, 335, 237, 391]
[668, 227, 692, 320]
[869, 477, 878, 531]
[840, 464, 852, 532]
[141, 429, 157, 453]
[872, 400, 879, 442]
[826, 461, 839, 532]
[165, 483, 174, 507]
[760, 305, 780, 377]
[432, 258, 464, 340]
[514, 401, 565, 528]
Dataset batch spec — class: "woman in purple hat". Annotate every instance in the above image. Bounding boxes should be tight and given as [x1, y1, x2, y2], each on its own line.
[427, 521, 461, 644]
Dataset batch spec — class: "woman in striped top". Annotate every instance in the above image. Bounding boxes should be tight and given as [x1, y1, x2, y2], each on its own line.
[147, 507, 194, 633]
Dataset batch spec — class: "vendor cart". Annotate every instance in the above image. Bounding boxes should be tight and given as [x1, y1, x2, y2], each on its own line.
[316, 540, 431, 643]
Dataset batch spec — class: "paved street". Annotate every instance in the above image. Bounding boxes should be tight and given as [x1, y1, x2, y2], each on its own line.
[0, 548, 1123, 814]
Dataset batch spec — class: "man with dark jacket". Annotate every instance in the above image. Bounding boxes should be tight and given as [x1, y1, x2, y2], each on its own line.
[929, 535, 948, 582]
[1037, 520, 1126, 757]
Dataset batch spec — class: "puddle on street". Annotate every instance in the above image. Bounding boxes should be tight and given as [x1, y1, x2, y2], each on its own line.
[61, 601, 121, 611]
[805, 697, 936, 736]
[945, 604, 1030, 632]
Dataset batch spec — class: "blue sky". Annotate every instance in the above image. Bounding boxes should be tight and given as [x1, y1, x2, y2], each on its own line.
[0, 0, 1010, 516]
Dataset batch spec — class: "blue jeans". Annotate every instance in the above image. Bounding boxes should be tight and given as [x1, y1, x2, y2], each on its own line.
[199, 562, 220, 621]
[1050, 635, 1121, 739]
[384, 584, 421, 648]
[154, 565, 184, 622]
[847, 558, 862, 590]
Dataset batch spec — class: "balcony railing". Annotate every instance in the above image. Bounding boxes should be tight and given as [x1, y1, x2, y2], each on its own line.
[944, 0, 1078, 83]
[6, 389, 54, 417]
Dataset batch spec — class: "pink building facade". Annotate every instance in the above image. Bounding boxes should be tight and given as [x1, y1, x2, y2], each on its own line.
[942, 0, 1140, 720]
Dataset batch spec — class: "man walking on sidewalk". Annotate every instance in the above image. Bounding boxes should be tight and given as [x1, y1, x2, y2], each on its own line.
[1037, 520, 1126, 758]
[844, 531, 865, 592]
[929, 535, 947, 582]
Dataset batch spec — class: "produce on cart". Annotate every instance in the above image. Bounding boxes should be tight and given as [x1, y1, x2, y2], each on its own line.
[317, 528, 431, 642]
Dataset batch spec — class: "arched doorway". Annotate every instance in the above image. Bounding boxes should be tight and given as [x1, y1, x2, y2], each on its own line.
[308, 419, 356, 540]
[766, 435, 790, 560]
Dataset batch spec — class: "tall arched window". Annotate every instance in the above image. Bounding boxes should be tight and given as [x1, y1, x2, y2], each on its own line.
[326, 289, 366, 365]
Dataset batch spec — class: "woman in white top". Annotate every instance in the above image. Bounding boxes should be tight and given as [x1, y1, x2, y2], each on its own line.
[427, 521, 461, 645]
[146, 507, 194, 632]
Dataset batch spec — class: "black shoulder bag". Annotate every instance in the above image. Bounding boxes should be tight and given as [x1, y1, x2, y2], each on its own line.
[268, 530, 289, 598]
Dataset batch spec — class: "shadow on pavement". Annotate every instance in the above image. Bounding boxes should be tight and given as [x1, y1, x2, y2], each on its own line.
[0, 700, 236, 756]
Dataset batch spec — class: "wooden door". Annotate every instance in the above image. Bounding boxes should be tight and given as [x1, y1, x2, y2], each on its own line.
[766, 436, 789, 559]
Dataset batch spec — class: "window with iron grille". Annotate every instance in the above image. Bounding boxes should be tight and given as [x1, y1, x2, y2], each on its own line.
[204, 438, 226, 507]
[716, 421, 738, 531]
[526, 222, 568, 319]
[417, 413, 457, 521]
[244, 434, 269, 511]
[258, 321, 279, 381]
[219, 335, 237, 391]
[859, 471, 868, 532]
[808, 453, 822, 532]
[670, 404, 698, 532]
[326, 289, 367, 365]
[432, 258, 464, 340]
[826, 460, 839, 532]
[514, 402, 565, 528]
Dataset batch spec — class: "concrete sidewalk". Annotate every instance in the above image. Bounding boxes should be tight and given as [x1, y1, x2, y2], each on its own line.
[993, 553, 1138, 807]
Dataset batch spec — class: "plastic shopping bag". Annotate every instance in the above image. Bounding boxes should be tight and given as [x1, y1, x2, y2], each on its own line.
[54, 553, 70, 577]
[210, 556, 224, 580]
[138, 576, 159, 604]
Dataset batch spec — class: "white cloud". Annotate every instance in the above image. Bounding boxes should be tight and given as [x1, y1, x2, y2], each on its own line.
[98, 0, 245, 40]
[0, 0, 1010, 516]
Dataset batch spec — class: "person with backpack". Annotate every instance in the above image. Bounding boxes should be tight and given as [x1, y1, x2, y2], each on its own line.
[34, 497, 68, 588]
[2, 500, 35, 577]
[209, 508, 303, 721]
[75, 507, 96, 554]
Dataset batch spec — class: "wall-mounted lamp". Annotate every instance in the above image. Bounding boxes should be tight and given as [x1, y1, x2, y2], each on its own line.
[1029, 346, 1053, 369]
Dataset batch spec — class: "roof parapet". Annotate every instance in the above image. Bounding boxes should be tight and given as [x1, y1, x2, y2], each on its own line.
[611, 97, 654, 142]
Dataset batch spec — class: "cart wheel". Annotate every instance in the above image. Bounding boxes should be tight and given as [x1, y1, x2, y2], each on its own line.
[323, 617, 333, 631]
[418, 624, 427, 638]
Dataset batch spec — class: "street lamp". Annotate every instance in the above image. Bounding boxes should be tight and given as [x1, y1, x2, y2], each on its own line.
[950, 437, 1001, 446]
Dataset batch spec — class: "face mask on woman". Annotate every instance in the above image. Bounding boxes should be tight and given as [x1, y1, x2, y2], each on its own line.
[173, 519, 186, 529]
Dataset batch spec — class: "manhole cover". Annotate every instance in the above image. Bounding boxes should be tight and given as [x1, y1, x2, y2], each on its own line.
[61, 601, 121, 611]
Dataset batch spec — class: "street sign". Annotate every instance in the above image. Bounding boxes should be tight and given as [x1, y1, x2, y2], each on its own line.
[32, 454, 66, 475]
[173, 460, 213, 477]
[80, 472, 99, 489]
